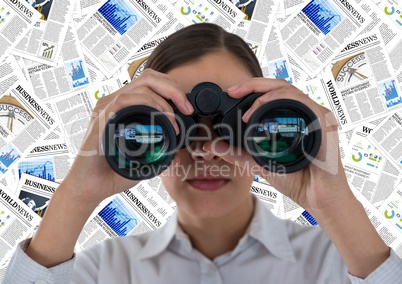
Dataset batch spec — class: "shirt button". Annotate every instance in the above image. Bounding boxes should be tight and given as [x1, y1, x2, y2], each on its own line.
[35, 280, 48, 284]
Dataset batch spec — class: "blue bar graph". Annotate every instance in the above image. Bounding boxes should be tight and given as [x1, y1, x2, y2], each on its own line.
[302, 0, 343, 35]
[98, 197, 139, 236]
[302, 210, 318, 226]
[98, 0, 139, 35]
[18, 159, 55, 181]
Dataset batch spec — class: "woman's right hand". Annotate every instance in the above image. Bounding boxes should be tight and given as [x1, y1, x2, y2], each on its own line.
[62, 69, 194, 207]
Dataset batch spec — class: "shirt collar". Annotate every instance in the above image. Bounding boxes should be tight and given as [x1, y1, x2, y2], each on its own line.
[136, 209, 178, 260]
[248, 196, 296, 263]
[137, 195, 296, 263]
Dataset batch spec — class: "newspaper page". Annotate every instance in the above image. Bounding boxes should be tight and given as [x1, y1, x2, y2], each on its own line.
[0, 57, 21, 96]
[280, 0, 371, 77]
[76, 182, 173, 251]
[351, 184, 402, 257]
[26, 21, 91, 103]
[15, 173, 59, 218]
[323, 29, 402, 132]
[52, 75, 129, 155]
[229, 0, 279, 61]
[14, 139, 71, 182]
[0, 78, 58, 175]
[12, 0, 78, 66]
[374, 0, 402, 71]
[263, 19, 296, 84]
[0, 185, 41, 267]
[250, 180, 283, 218]
[0, 0, 41, 62]
[379, 182, 402, 234]
[169, 0, 244, 31]
[367, 111, 402, 172]
[76, 0, 168, 77]
[344, 120, 402, 206]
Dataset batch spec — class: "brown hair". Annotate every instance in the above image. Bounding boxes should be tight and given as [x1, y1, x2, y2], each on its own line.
[145, 23, 263, 77]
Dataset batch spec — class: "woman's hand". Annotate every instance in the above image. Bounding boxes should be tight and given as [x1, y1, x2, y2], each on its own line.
[204, 77, 353, 213]
[63, 69, 194, 207]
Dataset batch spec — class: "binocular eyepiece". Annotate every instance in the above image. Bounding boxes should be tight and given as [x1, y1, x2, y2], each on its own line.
[102, 82, 322, 180]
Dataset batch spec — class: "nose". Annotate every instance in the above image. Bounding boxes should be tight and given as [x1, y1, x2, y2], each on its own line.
[188, 120, 222, 162]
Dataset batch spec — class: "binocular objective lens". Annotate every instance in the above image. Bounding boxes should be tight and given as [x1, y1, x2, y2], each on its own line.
[249, 110, 307, 163]
[103, 106, 177, 180]
[246, 100, 321, 173]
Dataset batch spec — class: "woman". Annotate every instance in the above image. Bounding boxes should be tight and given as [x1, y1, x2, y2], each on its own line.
[4, 23, 401, 283]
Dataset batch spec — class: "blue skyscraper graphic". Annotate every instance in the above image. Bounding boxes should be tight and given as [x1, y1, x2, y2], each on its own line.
[98, 0, 139, 35]
[98, 197, 138, 236]
[302, 0, 343, 35]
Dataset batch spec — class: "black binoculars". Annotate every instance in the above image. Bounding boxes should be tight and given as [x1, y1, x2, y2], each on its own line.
[102, 82, 321, 180]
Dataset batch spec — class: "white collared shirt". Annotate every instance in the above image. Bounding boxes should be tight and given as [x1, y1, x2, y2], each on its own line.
[4, 196, 402, 284]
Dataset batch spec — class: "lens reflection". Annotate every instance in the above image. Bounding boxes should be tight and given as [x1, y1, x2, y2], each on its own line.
[250, 110, 308, 163]
[114, 123, 168, 165]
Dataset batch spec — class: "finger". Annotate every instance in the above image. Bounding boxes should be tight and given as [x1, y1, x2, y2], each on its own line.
[227, 78, 291, 99]
[133, 69, 194, 115]
[111, 89, 180, 134]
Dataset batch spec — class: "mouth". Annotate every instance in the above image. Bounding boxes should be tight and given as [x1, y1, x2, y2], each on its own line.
[185, 176, 231, 191]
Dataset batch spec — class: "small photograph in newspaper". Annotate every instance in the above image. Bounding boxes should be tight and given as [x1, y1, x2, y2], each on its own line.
[16, 173, 59, 218]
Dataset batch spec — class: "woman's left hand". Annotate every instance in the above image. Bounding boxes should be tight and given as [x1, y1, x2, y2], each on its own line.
[204, 77, 353, 213]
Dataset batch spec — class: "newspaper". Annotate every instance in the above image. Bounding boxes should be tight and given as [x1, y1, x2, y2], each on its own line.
[52, 75, 129, 155]
[0, 78, 58, 175]
[0, 57, 21, 96]
[0, 0, 41, 62]
[374, 0, 402, 71]
[76, 0, 168, 77]
[231, 0, 279, 61]
[323, 29, 402, 132]
[12, 0, 77, 66]
[250, 181, 283, 218]
[76, 182, 173, 251]
[0, 185, 41, 266]
[351, 184, 402, 258]
[25, 21, 91, 102]
[379, 182, 402, 234]
[280, 0, 371, 77]
[367, 111, 402, 173]
[15, 173, 59, 218]
[14, 139, 71, 182]
[344, 120, 402, 206]
[263, 19, 295, 84]
[169, 0, 244, 31]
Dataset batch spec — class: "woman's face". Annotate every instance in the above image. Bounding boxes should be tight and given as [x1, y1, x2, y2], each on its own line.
[160, 49, 255, 219]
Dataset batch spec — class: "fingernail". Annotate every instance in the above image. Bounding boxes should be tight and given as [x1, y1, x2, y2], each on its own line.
[185, 100, 194, 113]
[174, 123, 180, 135]
[228, 85, 239, 92]
[243, 108, 252, 120]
